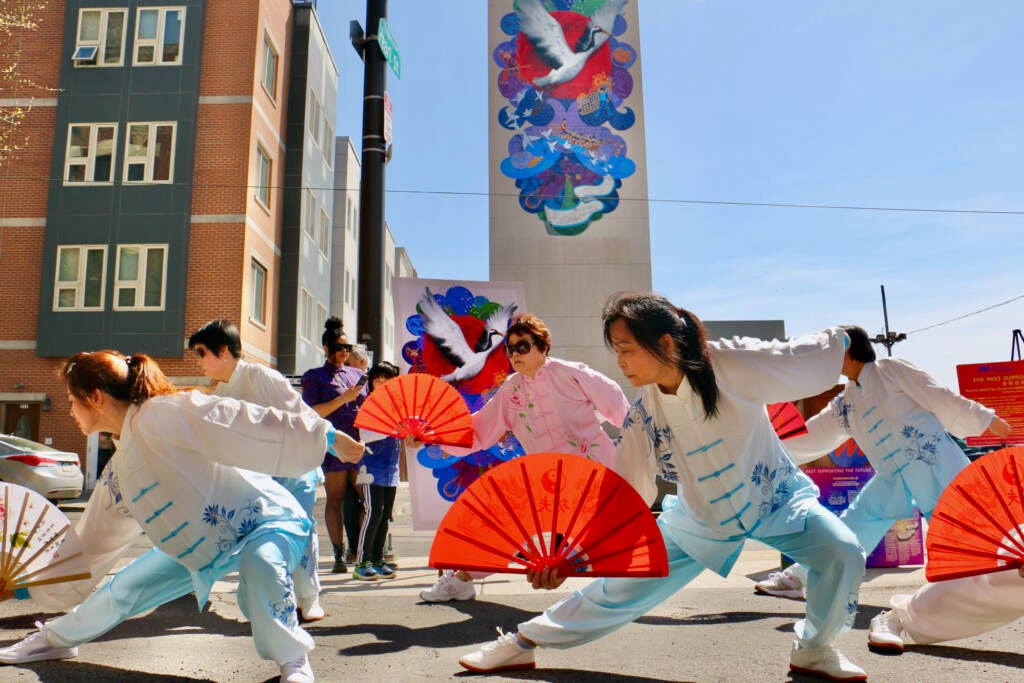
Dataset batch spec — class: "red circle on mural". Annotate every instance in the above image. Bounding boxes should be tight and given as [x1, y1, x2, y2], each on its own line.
[516, 10, 612, 99]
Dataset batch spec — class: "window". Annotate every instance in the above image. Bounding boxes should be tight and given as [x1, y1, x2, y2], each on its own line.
[307, 92, 321, 148]
[255, 145, 272, 208]
[261, 34, 278, 99]
[54, 245, 106, 311]
[65, 123, 117, 184]
[250, 259, 267, 326]
[317, 304, 327, 338]
[304, 189, 316, 239]
[114, 244, 167, 310]
[134, 7, 185, 66]
[124, 122, 175, 183]
[318, 208, 330, 255]
[343, 270, 350, 306]
[300, 289, 315, 342]
[74, 8, 126, 66]
[322, 122, 333, 165]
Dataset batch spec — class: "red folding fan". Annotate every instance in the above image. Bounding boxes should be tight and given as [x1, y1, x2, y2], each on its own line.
[925, 446, 1024, 582]
[768, 402, 808, 441]
[429, 452, 669, 578]
[354, 373, 474, 448]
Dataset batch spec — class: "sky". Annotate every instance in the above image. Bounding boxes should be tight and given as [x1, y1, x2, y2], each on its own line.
[314, 1, 1024, 391]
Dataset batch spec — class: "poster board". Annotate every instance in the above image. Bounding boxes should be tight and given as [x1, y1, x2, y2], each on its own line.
[956, 360, 1024, 447]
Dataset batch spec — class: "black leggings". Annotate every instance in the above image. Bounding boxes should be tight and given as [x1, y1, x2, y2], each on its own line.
[355, 484, 397, 565]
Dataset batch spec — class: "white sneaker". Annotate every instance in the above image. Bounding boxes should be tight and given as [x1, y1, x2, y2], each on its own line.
[754, 568, 806, 600]
[297, 595, 326, 622]
[280, 654, 314, 683]
[419, 570, 476, 603]
[789, 641, 866, 681]
[868, 609, 905, 652]
[459, 628, 536, 673]
[0, 622, 78, 664]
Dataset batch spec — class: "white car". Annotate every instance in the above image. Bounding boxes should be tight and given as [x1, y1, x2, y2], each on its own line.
[0, 434, 83, 501]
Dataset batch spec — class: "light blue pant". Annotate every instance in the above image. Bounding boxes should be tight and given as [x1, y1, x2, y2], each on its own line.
[519, 503, 863, 650]
[47, 536, 313, 665]
[278, 472, 322, 602]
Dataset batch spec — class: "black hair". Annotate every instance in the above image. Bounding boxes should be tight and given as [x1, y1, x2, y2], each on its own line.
[602, 292, 720, 419]
[188, 319, 241, 359]
[840, 325, 877, 363]
[367, 361, 400, 391]
[321, 316, 345, 347]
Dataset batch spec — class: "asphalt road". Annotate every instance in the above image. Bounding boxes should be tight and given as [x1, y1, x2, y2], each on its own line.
[0, 490, 1021, 682]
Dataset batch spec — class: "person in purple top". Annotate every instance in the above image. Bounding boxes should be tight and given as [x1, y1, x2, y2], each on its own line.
[301, 316, 368, 573]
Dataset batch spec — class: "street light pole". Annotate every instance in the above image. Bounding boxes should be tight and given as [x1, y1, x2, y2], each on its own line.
[355, 0, 388, 363]
[872, 284, 906, 356]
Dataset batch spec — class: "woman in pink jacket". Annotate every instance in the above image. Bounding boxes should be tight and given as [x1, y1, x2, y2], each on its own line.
[420, 313, 630, 603]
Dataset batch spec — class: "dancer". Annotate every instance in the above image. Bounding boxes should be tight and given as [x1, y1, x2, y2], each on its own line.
[302, 316, 367, 573]
[351, 361, 403, 581]
[190, 319, 354, 619]
[755, 325, 1011, 600]
[0, 350, 357, 682]
[868, 567, 1024, 652]
[419, 313, 630, 603]
[459, 293, 867, 681]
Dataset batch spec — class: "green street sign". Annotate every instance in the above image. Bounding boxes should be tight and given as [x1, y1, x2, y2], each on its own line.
[377, 18, 401, 79]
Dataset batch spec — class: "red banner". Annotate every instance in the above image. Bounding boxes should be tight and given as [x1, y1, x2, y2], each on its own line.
[956, 360, 1024, 446]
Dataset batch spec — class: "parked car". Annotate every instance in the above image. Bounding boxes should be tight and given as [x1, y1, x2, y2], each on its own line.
[0, 434, 83, 501]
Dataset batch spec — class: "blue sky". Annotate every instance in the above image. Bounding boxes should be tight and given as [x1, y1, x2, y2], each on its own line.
[315, 1, 1024, 391]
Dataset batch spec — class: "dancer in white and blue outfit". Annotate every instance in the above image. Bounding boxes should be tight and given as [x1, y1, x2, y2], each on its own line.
[460, 292, 868, 682]
[755, 325, 1011, 601]
[0, 350, 361, 683]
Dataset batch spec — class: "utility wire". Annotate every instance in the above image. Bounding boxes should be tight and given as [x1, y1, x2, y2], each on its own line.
[4, 174, 1024, 216]
[908, 294, 1024, 335]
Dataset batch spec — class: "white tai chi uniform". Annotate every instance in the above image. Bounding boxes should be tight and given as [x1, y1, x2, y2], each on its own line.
[785, 358, 996, 578]
[21, 391, 332, 665]
[890, 571, 1024, 645]
[518, 329, 865, 651]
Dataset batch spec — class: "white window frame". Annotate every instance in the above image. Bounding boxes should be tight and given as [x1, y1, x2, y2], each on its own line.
[250, 258, 268, 327]
[299, 289, 315, 343]
[307, 91, 321, 148]
[304, 189, 316, 239]
[316, 303, 327, 338]
[261, 33, 279, 101]
[53, 245, 107, 311]
[113, 244, 168, 311]
[123, 121, 176, 184]
[133, 6, 186, 66]
[64, 123, 118, 185]
[318, 207, 330, 256]
[255, 144, 272, 209]
[322, 121, 333, 165]
[74, 8, 127, 67]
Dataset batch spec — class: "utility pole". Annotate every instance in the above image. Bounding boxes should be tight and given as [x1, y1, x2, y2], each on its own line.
[872, 285, 906, 357]
[352, 0, 388, 362]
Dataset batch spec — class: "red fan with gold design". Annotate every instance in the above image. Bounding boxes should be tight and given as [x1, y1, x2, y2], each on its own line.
[354, 373, 474, 448]
[768, 402, 808, 441]
[429, 452, 668, 578]
[925, 446, 1024, 581]
[0, 483, 91, 594]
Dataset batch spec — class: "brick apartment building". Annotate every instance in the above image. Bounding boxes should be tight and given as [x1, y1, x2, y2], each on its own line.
[0, 0, 340, 484]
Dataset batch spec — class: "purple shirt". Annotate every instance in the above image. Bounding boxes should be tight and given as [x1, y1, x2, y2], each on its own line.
[301, 362, 366, 470]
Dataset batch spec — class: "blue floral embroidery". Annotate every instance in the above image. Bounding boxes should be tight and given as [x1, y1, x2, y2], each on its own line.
[270, 571, 298, 626]
[618, 399, 678, 482]
[750, 460, 796, 519]
[899, 425, 941, 466]
[832, 396, 853, 431]
[201, 499, 265, 552]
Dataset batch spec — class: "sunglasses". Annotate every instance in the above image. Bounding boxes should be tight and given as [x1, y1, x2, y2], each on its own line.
[329, 342, 353, 354]
[505, 340, 535, 356]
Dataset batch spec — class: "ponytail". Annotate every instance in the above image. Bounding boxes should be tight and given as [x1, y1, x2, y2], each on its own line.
[62, 350, 177, 404]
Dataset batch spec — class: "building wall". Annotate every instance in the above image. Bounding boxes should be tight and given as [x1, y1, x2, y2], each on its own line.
[331, 135, 360, 340]
[487, 0, 652, 387]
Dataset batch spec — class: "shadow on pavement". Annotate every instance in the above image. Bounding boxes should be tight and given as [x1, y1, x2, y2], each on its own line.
[908, 644, 1024, 668]
[453, 669, 696, 682]
[637, 609, 804, 628]
[2, 661, 215, 682]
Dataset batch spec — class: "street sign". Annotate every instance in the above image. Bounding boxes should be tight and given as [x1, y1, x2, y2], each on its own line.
[383, 91, 393, 144]
[377, 18, 401, 79]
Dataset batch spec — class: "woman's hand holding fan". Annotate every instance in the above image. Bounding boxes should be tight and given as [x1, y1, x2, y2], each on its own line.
[354, 373, 474, 448]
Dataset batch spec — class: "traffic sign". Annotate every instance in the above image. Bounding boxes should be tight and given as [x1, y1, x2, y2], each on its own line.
[377, 18, 401, 79]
